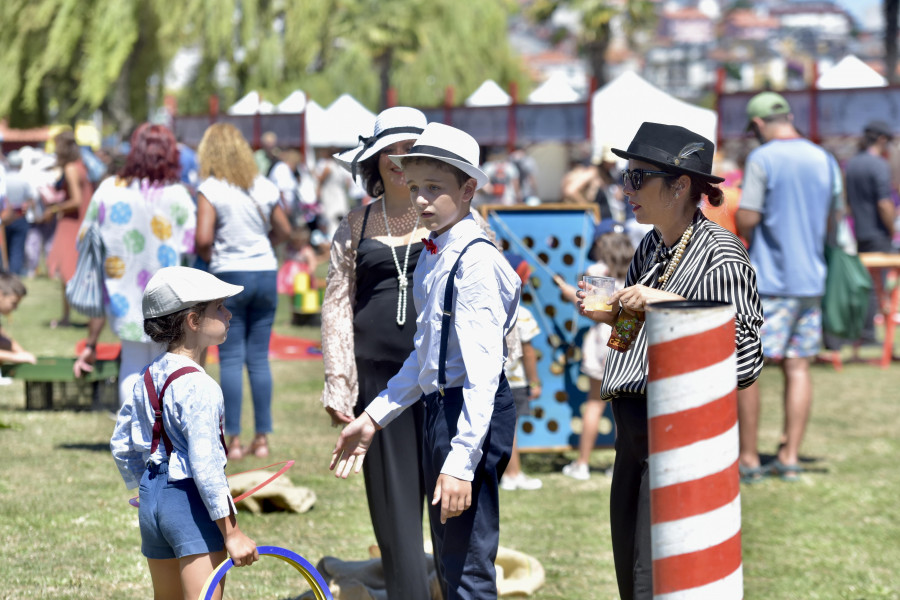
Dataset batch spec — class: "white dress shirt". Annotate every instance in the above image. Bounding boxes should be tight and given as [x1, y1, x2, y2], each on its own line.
[110, 353, 236, 521]
[365, 215, 520, 481]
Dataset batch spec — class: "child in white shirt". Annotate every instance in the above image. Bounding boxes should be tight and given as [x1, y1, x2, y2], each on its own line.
[330, 123, 521, 599]
[110, 267, 258, 600]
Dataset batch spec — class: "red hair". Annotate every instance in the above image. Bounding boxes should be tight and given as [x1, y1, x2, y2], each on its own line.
[118, 123, 181, 184]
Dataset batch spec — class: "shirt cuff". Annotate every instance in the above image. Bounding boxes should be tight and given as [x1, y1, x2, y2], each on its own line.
[440, 448, 482, 482]
[365, 395, 399, 428]
[207, 495, 236, 522]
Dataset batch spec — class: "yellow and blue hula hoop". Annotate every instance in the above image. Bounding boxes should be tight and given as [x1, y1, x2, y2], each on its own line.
[198, 545, 333, 600]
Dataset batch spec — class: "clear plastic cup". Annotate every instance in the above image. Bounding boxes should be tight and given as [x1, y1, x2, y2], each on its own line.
[582, 276, 616, 311]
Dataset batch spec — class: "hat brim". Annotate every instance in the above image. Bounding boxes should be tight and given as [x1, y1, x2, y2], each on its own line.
[388, 153, 489, 190]
[142, 279, 244, 319]
[333, 132, 423, 178]
[611, 148, 724, 184]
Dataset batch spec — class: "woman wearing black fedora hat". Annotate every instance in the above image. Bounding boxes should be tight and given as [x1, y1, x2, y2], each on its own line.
[578, 122, 764, 599]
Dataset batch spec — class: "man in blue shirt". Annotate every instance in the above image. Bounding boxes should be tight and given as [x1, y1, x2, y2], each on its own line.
[736, 92, 839, 482]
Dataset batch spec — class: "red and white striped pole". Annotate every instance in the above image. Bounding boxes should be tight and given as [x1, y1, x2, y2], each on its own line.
[645, 301, 743, 600]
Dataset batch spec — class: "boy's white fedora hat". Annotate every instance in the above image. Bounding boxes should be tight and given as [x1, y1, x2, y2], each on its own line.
[142, 266, 243, 319]
[389, 122, 488, 190]
[334, 106, 427, 180]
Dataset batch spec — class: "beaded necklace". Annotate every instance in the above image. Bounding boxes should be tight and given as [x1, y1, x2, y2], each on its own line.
[653, 223, 694, 290]
[382, 198, 420, 326]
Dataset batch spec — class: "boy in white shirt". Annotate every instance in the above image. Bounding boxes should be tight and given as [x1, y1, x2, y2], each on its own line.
[331, 123, 520, 599]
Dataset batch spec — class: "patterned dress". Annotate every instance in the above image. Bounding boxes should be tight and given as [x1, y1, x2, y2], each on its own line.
[77, 177, 196, 341]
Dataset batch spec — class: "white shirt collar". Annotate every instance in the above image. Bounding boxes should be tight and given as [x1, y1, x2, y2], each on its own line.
[432, 213, 478, 251]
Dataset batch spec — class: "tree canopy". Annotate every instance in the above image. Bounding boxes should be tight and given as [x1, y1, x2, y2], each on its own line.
[528, 0, 657, 87]
[0, 0, 530, 132]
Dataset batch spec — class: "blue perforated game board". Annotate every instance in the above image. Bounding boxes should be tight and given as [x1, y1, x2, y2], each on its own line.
[485, 206, 616, 451]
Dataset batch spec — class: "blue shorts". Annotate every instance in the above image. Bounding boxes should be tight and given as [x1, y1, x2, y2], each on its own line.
[138, 462, 224, 560]
[760, 296, 822, 360]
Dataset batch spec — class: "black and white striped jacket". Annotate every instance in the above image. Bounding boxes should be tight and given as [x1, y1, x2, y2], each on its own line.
[600, 212, 764, 400]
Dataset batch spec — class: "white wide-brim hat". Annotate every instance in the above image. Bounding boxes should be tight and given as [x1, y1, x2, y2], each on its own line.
[388, 122, 488, 190]
[334, 106, 428, 180]
[142, 266, 244, 319]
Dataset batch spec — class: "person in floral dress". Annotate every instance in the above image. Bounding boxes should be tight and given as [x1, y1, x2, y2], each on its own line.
[73, 124, 197, 409]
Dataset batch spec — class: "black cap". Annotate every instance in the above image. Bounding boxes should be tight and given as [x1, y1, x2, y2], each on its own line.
[864, 120, 894, 140]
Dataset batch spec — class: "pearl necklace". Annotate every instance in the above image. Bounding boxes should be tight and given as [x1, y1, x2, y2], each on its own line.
[654, 224, 694, 290]
[382, 198, 420, 326]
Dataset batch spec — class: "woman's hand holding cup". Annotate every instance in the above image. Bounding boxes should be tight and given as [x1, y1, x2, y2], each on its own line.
[577, 277, 618, 325]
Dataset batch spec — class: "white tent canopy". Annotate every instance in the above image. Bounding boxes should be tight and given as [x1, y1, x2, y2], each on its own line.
[816, 55, 887, 89]
[591, 71, 717, 156]
[303, 100, 328, 146]
[305, 94, 376, 148]
[277, 90, 307, 113]
[227, 91, 274, 115]
[528, 72, 582, 104]
[465, 79, 512, 106]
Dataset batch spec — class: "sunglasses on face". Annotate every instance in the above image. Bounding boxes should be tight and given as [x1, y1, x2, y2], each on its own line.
[622, 168, 671, 190]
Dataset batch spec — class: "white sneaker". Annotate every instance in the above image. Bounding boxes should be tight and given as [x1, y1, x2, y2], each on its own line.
[500, 472, 543, 491]
[562, 461, 590, 481]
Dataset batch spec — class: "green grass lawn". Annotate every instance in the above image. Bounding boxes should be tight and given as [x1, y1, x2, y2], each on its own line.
[1, 277, 899, 599]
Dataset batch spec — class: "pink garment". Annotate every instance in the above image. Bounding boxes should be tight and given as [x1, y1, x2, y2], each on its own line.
[277, 260, 314, 295]
[46, 161, 93, 282]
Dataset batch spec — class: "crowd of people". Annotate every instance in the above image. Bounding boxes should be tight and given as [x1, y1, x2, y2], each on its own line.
[1, 88, 898, 599]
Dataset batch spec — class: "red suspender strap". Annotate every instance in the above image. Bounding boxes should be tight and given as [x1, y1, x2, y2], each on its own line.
[145, 366, 201, 456]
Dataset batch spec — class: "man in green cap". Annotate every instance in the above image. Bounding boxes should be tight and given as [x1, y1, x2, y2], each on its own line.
[735, 91, 842, 482]
[744, 91, 791, 137]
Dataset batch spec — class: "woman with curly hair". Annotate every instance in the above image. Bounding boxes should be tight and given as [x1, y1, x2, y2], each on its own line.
[46, 129, 94, 328]
[195, 123, 291, 460]
[73, 123, 197, 408]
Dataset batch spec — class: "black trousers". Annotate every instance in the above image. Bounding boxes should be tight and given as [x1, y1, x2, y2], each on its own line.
[610, 397, 654, 600]
[357, 359, 431, 600]
[422, 375, 516, 600]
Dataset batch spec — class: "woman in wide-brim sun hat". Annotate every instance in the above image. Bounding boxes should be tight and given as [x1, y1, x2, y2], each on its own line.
[321, 106, 436, 599]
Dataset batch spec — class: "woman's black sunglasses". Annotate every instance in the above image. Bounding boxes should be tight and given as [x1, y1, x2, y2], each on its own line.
[622, 168, 671, 190]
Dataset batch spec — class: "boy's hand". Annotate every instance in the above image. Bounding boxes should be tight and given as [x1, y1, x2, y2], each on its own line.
[432, 474, 472, 524]
[330, 412, 379, 478]
[224, 528, 259, 567]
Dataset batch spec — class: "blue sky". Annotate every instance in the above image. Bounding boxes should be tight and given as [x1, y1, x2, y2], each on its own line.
[836, 0, 881, 29]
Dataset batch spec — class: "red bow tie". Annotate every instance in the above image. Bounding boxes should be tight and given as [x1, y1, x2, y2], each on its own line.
[422, 238, 438, 254]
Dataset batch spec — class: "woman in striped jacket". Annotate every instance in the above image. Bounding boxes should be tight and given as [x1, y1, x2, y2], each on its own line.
[579, 122, 763, 600]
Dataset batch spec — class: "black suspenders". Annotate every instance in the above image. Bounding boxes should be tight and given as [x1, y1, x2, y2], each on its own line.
[437, 238, 494, 396]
